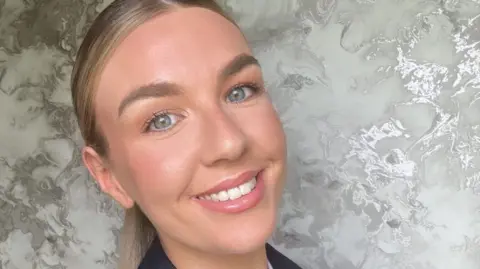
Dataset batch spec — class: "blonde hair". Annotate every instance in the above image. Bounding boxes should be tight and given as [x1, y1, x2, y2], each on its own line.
[70, 1, 236, 268]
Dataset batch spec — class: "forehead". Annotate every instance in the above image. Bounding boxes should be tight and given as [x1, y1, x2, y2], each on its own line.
[96, 7, 251, 110]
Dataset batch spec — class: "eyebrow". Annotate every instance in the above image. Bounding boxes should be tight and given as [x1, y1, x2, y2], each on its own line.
[117, 53, 260, 117]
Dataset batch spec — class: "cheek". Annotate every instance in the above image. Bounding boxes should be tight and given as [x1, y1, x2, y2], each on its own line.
[118, 137, 198, 204]
[241, 100, 286, 156]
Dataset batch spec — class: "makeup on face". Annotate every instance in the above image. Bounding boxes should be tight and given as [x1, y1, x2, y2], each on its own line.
[93, 6, 287, 262]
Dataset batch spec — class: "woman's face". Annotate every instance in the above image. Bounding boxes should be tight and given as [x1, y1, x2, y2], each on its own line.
[85, 7, 286, 255]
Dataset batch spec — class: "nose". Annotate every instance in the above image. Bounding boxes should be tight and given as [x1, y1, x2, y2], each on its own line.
[200, 108, 248, 166]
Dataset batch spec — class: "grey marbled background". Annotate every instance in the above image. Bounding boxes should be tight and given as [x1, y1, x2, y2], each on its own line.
[1, 0, 480, 268]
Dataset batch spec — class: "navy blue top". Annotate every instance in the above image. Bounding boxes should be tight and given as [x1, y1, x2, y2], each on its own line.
[138, 237, 302, 269]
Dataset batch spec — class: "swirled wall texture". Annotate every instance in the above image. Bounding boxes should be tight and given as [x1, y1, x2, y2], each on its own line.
[1, 0, 480, 268]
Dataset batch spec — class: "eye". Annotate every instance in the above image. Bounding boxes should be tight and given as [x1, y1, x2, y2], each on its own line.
[146, 112, 181, 132]
[226, 84, 258, 103]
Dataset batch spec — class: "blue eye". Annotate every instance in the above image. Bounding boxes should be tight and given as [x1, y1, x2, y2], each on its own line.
[226, 85, 257, 103]
[147, 112, 180, 132]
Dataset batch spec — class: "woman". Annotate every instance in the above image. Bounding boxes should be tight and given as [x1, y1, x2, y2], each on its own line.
[71, 0, 301, 269]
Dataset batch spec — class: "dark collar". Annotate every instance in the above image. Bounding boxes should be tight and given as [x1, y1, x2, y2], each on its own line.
[138, 237, 302, 269]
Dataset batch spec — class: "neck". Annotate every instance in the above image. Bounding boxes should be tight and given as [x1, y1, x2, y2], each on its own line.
[159, 235, 269, 269]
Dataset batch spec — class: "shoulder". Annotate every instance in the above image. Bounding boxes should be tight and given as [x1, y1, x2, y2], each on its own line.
[266, 244, 303, 269]
[138, 238, 303, 269]
[137, 237, 175, 269]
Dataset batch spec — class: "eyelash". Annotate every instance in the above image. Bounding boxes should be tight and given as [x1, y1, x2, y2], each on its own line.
[142, 82, 264, 133]
[228, 82, 263, 97]
[143, 109, 172, 132]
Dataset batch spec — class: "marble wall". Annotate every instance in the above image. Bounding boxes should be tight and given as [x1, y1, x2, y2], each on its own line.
[1, 0, 480, 268]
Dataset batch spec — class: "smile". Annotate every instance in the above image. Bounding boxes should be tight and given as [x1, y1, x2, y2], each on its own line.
[194, 170, 266, 214]
[197, 176, 257, 201]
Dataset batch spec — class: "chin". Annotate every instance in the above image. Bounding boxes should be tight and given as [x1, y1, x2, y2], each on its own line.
[207, 207, 278, 255]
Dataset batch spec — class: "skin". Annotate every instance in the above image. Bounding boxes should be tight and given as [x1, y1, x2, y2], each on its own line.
[83, 7, 286, 269]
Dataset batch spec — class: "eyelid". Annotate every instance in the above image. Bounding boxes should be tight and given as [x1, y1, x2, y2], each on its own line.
[229, 82, 261, 90]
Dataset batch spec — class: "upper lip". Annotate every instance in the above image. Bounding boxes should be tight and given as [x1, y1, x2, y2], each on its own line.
[196, 170, 261, 197]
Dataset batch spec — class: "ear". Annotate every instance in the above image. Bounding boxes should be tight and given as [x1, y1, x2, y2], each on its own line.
[82, 146, 134, 209]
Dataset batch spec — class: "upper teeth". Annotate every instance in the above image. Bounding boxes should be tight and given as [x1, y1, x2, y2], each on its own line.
[198, 177, 257, 201]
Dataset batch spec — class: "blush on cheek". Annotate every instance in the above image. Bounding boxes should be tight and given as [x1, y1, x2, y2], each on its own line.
[121, 146, 167, 199]
[248, 104, 285, 151]
[124, 140, 197, 203]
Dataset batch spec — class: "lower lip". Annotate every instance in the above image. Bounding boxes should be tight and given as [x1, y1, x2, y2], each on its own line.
[194, 171, 265, 214]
